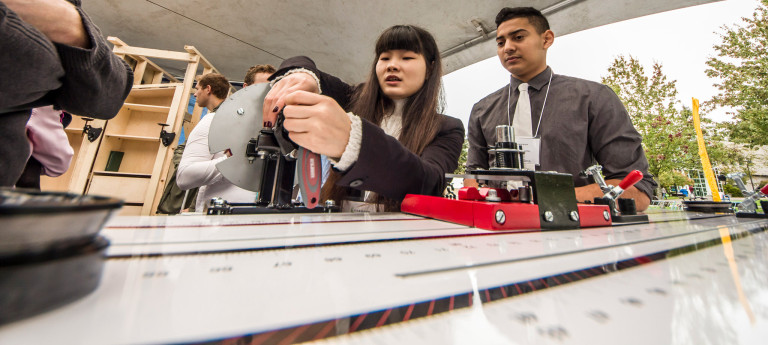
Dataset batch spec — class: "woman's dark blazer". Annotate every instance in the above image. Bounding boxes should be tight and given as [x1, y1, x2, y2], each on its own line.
[270, 56, 465, 200]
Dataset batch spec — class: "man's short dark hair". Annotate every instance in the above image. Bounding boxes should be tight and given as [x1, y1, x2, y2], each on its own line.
[244, 64, 276, 85]
[495, 7, 550, 34]
[198, 73, 230, 99]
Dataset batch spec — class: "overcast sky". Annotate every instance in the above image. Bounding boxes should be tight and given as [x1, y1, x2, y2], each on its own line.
[442, 0, 761, 129]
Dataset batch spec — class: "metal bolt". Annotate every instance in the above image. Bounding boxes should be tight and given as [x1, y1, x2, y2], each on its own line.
[543, 211, 554, 222]
[495, 210, 506, 224]
[603, 210, 611, 221]
[569, 210, 580, 222]
[325, 199, 336, 213]
[237, 108, 245, 115]
[486, 189, 501, 202]
[210, 197, 225, 207]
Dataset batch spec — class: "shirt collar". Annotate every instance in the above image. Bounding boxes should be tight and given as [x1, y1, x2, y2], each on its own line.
[509, 66, 553, 91]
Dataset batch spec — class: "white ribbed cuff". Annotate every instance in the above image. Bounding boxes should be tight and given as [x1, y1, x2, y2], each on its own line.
[269, 68, 322, 94]
[329, 112, 362, 172]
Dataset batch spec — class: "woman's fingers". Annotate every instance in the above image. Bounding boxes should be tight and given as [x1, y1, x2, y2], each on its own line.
[262, 82, 287, 126]
[261, 73, 320, 127]
[283, 90, 325, 108]
[275, 93, 350, 157]
[282, 117, 311, 133]
[286, 130, 311, 148]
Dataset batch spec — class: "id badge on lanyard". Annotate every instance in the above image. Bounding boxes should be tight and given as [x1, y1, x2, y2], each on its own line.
[516, 137, 540, 170]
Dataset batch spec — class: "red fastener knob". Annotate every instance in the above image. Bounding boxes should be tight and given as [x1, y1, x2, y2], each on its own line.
[619, 170, 643, 190]
[761, 184, 768, 196]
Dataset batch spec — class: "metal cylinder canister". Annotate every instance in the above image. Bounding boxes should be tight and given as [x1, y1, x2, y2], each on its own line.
[492, 125, 524, 170]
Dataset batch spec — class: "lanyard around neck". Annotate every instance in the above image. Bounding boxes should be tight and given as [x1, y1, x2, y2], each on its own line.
[506, 70, 554, 138]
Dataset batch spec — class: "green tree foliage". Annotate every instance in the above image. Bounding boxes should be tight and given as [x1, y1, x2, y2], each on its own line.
[454, 138, 468, 174]
[705, 0, 768, 148]
[658, 170, 693, 190]
[602, 56, 743, 189]
[602, 56, 697, 179]
[722, 183, 744, 197]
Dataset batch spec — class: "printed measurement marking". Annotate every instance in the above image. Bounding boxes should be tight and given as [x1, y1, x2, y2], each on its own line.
[514, 312, 538, 324]
[273, 261, 292, 268]
[538, 326, 569, 341]
[621, 297, 644, 307]
[587, 310, 610, 323]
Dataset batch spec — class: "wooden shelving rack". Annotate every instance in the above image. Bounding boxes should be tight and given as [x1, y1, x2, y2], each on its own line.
[41, 37, 226, 216]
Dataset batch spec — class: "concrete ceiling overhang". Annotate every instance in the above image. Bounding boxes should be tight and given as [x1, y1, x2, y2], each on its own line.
[83, 0, 719, 84]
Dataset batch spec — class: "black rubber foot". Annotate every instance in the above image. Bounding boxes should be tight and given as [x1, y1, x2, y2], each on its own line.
[611, 214, 649, 223]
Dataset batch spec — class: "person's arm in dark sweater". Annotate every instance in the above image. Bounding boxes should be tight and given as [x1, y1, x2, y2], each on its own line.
[53, 2, 133, 118]
[0, 0, 132, 118]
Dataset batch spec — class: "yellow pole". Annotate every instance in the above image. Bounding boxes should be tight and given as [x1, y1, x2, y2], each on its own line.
[692, 98, 721, 202]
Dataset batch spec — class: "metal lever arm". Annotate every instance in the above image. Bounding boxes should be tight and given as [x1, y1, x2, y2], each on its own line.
[727, 173, 763, 213]
[727, 173, 751, 195]
[582, 165, 612, 194]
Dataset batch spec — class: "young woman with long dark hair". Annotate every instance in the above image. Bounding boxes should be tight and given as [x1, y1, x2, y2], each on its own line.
[263, 25, 464, 212]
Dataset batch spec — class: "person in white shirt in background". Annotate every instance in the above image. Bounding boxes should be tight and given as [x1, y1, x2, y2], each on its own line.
[242, 64, 275, 87]
[177, 73, 257, 212]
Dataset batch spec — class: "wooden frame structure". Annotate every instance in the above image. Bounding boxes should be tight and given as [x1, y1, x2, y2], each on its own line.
[41, 37, 226, 216]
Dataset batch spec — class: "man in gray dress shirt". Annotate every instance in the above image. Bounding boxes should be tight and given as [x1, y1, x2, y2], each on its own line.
[465, 7, 656, 211]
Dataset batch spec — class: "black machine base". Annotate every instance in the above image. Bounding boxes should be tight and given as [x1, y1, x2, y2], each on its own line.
[736, 212, 768, 219]
[683, 200, 734, 213]
[208, 202, 339, 215]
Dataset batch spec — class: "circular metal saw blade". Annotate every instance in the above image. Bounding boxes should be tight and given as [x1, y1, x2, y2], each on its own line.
[208, 83, 270, 192]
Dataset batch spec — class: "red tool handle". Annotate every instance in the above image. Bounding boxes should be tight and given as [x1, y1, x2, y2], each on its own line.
[761, 184, 768, 195]
[618, 170, 643, 190]
[298, 148, 322, 209]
